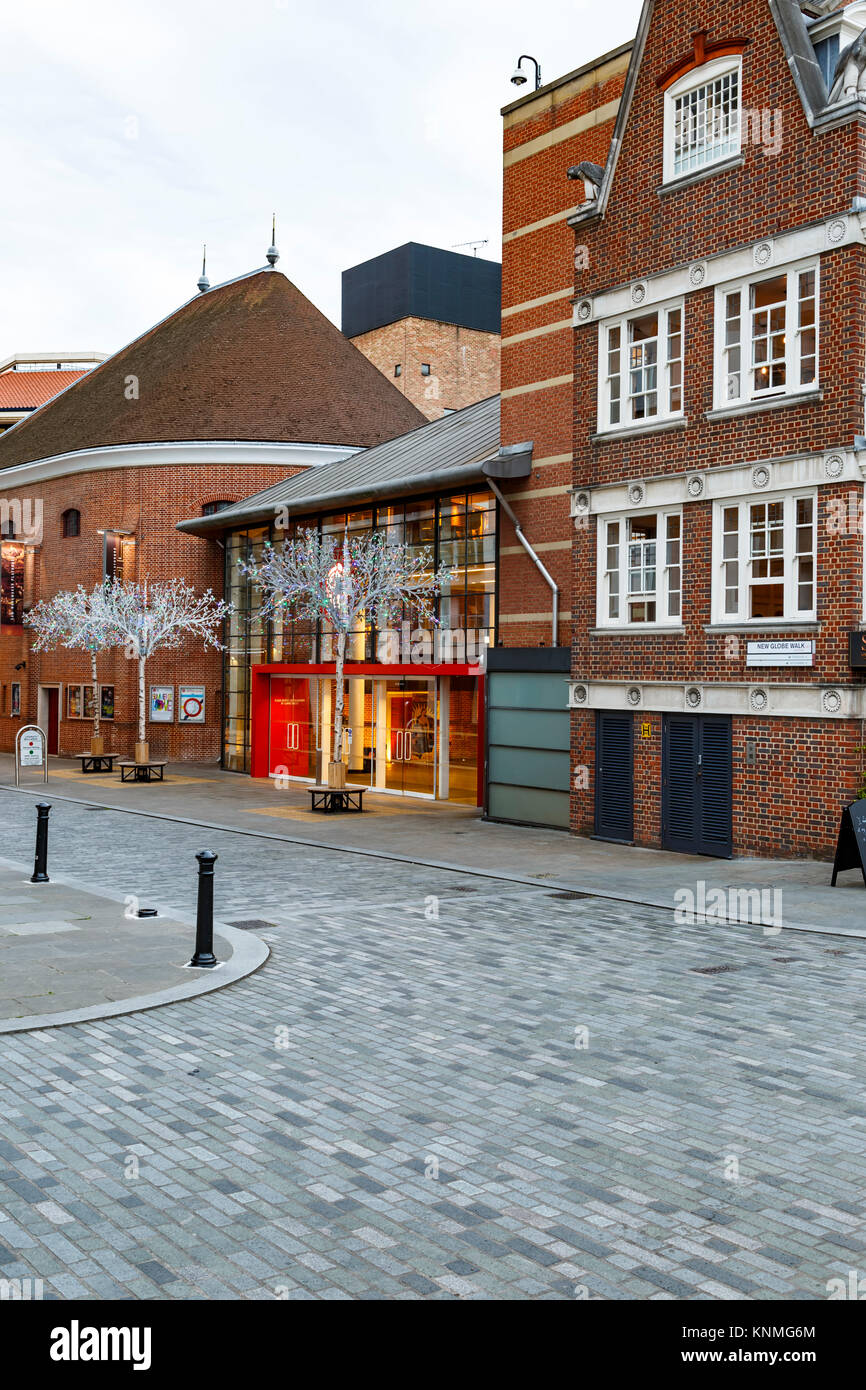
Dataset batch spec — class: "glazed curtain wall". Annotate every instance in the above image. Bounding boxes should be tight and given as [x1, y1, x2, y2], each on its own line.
[222, 492, 496, 772]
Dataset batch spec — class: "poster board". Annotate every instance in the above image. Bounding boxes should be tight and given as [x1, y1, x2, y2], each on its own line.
[149, 686, 174, 723]
[178, 687, 206, 724]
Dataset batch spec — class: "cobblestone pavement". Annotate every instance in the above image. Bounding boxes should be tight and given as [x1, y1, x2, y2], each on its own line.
[0, 790, 864, 1300]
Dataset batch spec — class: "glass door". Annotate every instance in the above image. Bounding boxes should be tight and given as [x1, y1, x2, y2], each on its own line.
[269, 676, 317, 778]
[442, 675, 479, 804]
[345, 677, 375, 787]
[381, 679, 436, 797]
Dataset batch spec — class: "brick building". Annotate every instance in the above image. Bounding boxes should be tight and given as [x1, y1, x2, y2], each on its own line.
[0, 261, 423, 761]
[343, 243, 501, 420]
[486, 43, 632, 828]
[0, 352, 105, 434]
[562, 0, 866, 859]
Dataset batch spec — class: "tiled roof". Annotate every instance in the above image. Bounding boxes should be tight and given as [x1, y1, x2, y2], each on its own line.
[0, 370, 88, 411]
[177, 394, 501, 535]
[0, 268, 426, 472]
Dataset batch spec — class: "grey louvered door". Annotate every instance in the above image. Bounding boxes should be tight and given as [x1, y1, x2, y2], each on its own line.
[662, 715, 732, 858]
[595, 712, 634, 843]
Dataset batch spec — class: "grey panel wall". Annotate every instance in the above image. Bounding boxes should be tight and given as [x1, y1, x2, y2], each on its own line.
[485, 651, 570, 830]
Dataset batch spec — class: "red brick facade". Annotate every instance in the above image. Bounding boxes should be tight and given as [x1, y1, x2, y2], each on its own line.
[498, 46, 631, 649]
[0, 461, 303, 759]
[0, 267, 427, 764]
[351, 317, 500, 420]
[564, 0, 866, 859]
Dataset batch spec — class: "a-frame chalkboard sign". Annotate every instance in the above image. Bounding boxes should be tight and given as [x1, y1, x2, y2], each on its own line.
[831, 800, 866, 886]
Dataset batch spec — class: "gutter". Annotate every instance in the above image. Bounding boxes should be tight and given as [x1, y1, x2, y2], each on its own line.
[483, 455, 560, 645]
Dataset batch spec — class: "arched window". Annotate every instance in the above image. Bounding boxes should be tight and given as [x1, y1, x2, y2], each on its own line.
[663, 55, 743, 185]
[62, 509, 80, 538]
[202, 500, 233, 516]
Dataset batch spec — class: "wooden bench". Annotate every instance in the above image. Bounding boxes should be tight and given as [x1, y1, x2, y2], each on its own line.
[75, 752, 117, 774]
[308, 783, 366, 814]
[118, 760, 167, 783]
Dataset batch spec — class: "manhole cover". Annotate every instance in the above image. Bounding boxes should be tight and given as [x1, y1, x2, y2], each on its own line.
[547, 891, 590, 901]
[227, 919, 277, 932]
[691, 963, 741, 975]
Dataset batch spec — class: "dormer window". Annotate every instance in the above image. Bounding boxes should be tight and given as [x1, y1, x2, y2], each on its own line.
[664, 57, 742, 184]
[813, 33, 840, 90]
[808, 2, 866, 99]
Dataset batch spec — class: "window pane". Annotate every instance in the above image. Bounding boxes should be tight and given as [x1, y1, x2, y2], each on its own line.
[673, 67, 740, 177]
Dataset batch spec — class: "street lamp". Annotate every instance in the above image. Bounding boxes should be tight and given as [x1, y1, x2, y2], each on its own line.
[511, 55, 542, 91]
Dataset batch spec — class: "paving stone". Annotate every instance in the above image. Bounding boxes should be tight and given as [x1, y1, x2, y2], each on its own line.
[0, 794, 864, 1298]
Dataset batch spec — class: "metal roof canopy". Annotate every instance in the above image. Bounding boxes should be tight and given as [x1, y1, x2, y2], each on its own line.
[177, 394, 504, 536]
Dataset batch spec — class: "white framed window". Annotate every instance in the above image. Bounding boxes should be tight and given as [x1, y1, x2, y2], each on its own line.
[714, 262, 819, 408]
[598, 509, 683, 627]
[598, 301, 684, 432]
[712, 492, 816, 623]
[664, 57, 742, 184]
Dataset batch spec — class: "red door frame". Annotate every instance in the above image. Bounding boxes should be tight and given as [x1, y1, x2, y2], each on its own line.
[250, 662, 485, 806]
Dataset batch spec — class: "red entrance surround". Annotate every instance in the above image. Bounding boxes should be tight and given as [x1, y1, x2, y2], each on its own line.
[250, 662, 485, 805]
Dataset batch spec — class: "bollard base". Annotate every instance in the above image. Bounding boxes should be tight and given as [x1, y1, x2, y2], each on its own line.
[188, 952, 218, 968]
[185, 957, 222, 970]
[30, 872, 49, 884]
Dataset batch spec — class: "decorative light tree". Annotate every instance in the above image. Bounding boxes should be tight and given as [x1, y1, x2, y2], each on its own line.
[240, 528, 451, 788]
[96, 579, 231, 764]
[26, 584, 117, 756]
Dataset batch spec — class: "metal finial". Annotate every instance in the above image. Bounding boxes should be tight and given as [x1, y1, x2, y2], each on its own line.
[266, 214, 279, 267]
[197, 244, 210, 293]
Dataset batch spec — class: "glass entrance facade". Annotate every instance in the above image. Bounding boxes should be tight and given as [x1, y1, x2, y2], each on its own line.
[224, 489, 496, 792]
[265, 673, 480, 803]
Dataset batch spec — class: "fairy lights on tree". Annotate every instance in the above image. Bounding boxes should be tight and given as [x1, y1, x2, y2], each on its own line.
[240, 527, 451, 784]
[26, 584, 117, 745]
[96, 579, 231, 756]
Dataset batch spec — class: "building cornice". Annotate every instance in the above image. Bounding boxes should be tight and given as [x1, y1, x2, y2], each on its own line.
[569, 679, 865, 719]
[0, 440, 360, 488]
[573, 209, 865, 327]
[571, 449, 864, 520]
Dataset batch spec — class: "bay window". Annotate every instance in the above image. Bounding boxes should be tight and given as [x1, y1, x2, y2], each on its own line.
[600, 301, 684, 431]
[714, 493, 816, 622]
[599, 509, 683, 627]
[716, 264, 818, 408]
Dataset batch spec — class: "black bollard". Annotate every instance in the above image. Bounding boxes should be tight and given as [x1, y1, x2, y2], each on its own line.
[31, 802, 51, 884]
[190, 850, 218, 967]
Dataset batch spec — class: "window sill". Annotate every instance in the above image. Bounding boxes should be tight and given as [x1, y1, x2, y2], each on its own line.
[705, 389, 823, 422]
[657, 152, 745, 196]
[591, 417, 687, 444]
[704, 622, 821, 633]
[590, 625, 686, 636]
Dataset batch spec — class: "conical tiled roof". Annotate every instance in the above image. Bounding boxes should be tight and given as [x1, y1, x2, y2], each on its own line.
[0, 268, 426, 471]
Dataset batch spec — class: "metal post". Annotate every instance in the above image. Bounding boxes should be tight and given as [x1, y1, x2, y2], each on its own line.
[31, 802, 51, 883]
[190, 850, 218, 967]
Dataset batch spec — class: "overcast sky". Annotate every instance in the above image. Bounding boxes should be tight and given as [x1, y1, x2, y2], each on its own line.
[0, 0, 641, 357]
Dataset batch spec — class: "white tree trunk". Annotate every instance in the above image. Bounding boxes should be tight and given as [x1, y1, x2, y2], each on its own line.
[138, 656, 146, 744]
[333, 629, 347, 764]
[91, 650, 100, 737]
